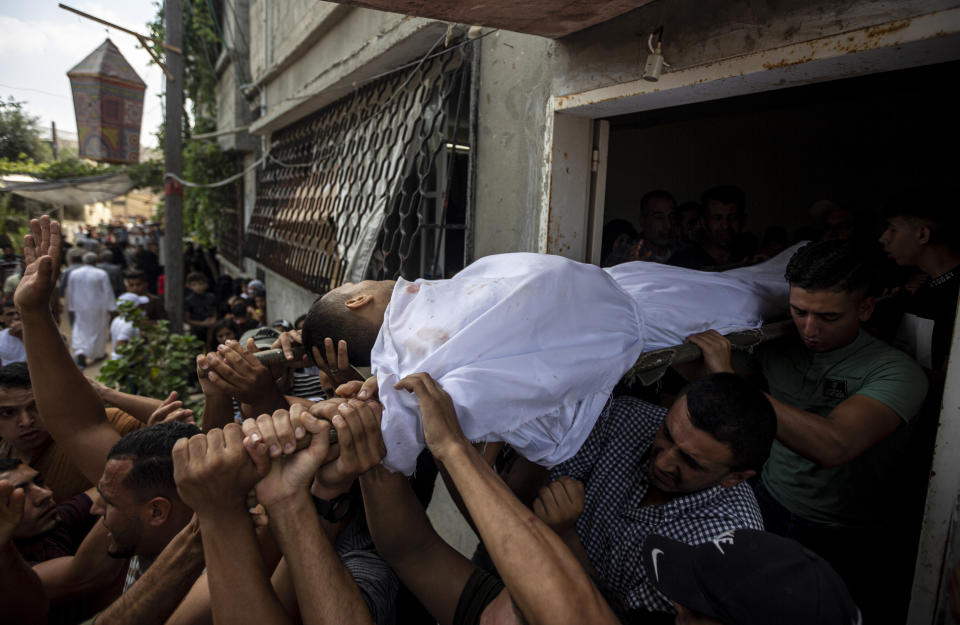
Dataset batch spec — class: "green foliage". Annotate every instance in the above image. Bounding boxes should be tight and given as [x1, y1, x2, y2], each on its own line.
[0, 192, 29, 250]
[99, 301, 204, 414]
[147, 0, 236, 248]
[0, 97, 52, 162]
[0, 156, 163, 190]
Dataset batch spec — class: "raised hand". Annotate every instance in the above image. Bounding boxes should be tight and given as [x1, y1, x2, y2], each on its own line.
[198, 339, 281, 404]
[240, 403, 333, 508]
[685, 329, 735, 374]
[533, 477, 585, 539]
[15, 216, 61, 312]
[0, 479, 25, 545]
[312, 338, 364, 398]
[394, 372, 465, 462]
[147, 391, 196, 426]
[270, 328, 308, 363]
[172, 423, 261, 518]
[313, 399, 386, 499]
[331, 375, 379, 401]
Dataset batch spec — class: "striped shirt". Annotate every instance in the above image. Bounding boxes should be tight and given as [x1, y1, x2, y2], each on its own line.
[331, 499, 399, 625]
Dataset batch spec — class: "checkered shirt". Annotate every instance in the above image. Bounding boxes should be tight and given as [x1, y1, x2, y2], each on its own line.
[551, 396, 764, 614]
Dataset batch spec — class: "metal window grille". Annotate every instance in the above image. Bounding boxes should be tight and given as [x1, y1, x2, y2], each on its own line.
[217, 154, 246, 267]
[243, 44, 473, 294]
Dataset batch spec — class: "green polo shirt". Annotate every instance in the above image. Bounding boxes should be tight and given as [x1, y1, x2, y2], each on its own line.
[757, 331, 928, 527]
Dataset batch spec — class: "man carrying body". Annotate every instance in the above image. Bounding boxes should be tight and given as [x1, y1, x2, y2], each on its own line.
[541, 373, 776, 618]
[685, 239, 927, 624]
[65, 252, 115, 367]
[296, 243, 797, 475]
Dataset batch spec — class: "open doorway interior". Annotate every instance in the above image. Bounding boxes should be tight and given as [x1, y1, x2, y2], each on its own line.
[600, 59, 960, 266]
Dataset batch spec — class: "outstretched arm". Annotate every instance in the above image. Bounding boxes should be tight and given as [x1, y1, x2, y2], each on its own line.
[241, 403, 374, 625]
[361, 465, 475, 625]
[396, 373, 619, 625]
[687, 330, 911, 467]
[94, 516, 205, 625]
[173, 424, 288, 625]
[16, 217, 118, 485]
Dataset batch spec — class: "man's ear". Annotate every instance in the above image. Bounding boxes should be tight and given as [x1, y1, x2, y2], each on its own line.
[858, 296, 876, 322]
[344, 294, 373, 310]
[719, 469, 755, 489]
[146, 497, 172, 526]
[917, 224, 931, 246]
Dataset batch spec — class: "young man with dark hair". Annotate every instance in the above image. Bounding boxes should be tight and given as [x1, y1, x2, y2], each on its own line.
[184, 272, 217, 343]
[669, 185, 751, 269]
[879, 185, 960, 372]
[123, 269, 166, 323]
[637, 189, 677, 263]
[0, 362, 141, 503]
[538, 373, 776, 618]
[686, 238, 928, 623]
[0, 299, 25, 365]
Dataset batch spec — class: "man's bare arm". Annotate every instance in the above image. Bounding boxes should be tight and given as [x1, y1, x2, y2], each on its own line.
[766, 394, 903, 467]
[32, 521, 126, 602]
[173, 425, 290, 625]
[95, 516, 205, 625]
[360, 465, 475, 625]
[89, 380, 163, 423]
[241, 405, 374, 625]
[397, 373, 619, 625]
[686, 329, 906, 468]
[16, 217, 118, 485]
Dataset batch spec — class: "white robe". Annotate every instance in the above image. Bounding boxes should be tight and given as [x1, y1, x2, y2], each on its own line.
[372, 244, 802, 475]
[66, 265, 117, 360]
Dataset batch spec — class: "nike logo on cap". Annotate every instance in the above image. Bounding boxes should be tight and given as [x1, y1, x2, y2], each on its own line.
[651, 548, 664, 581]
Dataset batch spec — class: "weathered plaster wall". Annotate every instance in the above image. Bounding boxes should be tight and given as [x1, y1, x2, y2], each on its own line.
[248, 0, 446, 135]
[470, 0, 960, 256]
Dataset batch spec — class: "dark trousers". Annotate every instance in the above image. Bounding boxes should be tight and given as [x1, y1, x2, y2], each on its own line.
[754, 483, 911, 625]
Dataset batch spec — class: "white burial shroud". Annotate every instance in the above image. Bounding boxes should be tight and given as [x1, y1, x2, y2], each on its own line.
[372, 244, 800, 475]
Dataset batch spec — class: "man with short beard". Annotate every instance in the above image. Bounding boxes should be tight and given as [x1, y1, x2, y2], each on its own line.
[539, 373, 777, 620]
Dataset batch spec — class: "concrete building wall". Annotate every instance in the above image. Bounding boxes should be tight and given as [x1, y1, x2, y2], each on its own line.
[470, 0, 960, 256]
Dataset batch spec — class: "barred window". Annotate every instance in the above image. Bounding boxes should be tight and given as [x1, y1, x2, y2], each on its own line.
[244, 44, 472, 294]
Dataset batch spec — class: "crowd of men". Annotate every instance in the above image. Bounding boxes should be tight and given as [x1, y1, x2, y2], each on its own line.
[0, 181, 955, 625]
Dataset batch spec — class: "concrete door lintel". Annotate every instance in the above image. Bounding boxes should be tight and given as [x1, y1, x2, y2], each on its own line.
[536, 7, 960, 259]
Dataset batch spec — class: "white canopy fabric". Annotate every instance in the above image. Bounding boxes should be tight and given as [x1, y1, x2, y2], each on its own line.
[0, 172, 134, 206]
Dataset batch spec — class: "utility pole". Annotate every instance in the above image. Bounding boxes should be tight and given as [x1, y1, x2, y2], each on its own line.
[163, 0, 184, 331]
[50, 121, 58, 160]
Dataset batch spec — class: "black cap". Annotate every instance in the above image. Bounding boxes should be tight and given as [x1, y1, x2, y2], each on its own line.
[642, 530, 861, 625]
